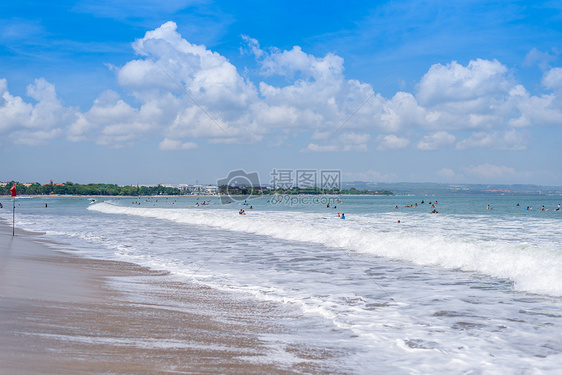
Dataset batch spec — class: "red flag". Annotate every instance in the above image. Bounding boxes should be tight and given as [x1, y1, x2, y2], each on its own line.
[10, 183, 17, 197]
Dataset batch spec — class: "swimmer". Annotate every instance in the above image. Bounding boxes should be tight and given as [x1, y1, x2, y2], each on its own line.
[341, 213, 345, 219]
[239, 209, 246, 215]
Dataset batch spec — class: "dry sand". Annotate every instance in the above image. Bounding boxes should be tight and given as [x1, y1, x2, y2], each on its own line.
[0, 223, 345, 374]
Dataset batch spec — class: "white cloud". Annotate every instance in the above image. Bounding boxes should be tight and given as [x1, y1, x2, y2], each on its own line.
[301, 143, 340, 153]
[417, 131, 455, 150]
[303, 132, 371, 152]
[523, 48, 559, 69]
[0, 78, 77, 145]
[2, 22, 562, 156]
[376, 134, 410, 150]
[542, 67, 562, 92]
[158, 137, 198, 150]
[456, 129, 527, 150]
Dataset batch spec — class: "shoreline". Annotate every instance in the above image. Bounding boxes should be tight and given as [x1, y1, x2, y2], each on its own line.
[0, 222, 342, 374]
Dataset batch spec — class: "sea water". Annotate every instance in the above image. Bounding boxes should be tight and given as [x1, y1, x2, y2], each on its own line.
[1, 194, 562, 373]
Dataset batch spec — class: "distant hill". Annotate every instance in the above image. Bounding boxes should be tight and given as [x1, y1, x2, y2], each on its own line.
[341, 182, 562, 196]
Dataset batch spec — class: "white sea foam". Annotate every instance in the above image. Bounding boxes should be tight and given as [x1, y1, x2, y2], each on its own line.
[89, 202, 562, 297]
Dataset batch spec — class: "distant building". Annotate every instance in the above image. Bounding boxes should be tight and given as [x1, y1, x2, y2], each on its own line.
[178, 184, 218, 195]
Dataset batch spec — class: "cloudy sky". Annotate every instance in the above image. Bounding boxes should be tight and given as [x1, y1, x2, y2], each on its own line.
[1, 0, 562, 186]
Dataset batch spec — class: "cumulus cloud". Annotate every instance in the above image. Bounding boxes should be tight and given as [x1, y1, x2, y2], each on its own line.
[0, 78, 77, 145]
[303, 131, 371, 152]
[302, 143, 340, 153]
[2, 21, 562, 154]
[523, 48, 559, 69]
[376, 134, 410, 150]
[158, 137, 198, 150]
[542, 67, 562, 92]
[417, 131, 455, 150]
[456, 129, 527, 150]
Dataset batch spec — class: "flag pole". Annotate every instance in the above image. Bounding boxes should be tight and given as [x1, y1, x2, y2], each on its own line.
[10, 183, 17, 236]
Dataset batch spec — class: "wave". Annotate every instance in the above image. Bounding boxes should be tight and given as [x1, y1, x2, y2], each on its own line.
[89, 202, 562, 297]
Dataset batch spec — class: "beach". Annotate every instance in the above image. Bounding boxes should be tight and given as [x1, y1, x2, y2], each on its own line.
[0, 222, 341, 374]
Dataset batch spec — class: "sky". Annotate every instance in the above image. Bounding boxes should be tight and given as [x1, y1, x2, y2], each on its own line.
[1, 0, 562, 186]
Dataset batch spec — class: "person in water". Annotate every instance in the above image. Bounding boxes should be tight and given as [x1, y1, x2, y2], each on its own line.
[239, 209, 246, 215]
[341, 213, 345, 219]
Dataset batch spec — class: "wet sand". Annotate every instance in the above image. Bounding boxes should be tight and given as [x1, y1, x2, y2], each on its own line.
[0, 223, 343, 374]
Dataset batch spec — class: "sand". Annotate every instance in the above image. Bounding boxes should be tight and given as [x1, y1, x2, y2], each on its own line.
[0, 223, 344, 374]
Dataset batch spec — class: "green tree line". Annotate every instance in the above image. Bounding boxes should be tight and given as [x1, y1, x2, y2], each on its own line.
[1, 181, 181, 196]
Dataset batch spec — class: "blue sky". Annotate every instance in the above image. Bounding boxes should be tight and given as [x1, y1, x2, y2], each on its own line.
[1, 0, 562, 186]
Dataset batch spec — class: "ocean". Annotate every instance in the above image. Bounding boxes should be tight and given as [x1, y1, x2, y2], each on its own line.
[2, 194, 561, 374]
